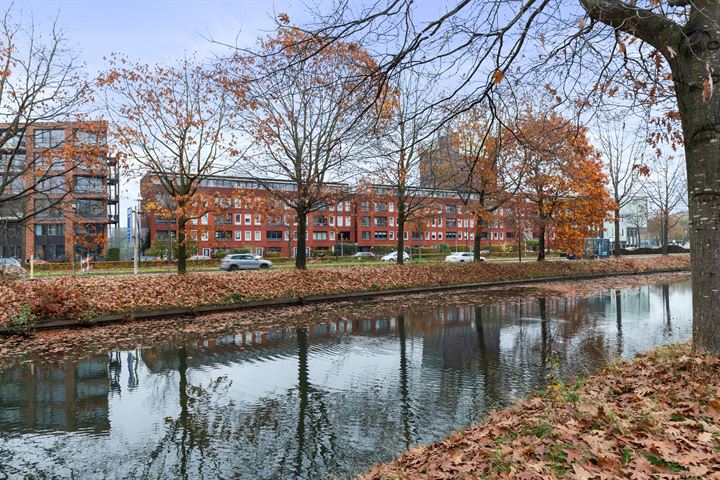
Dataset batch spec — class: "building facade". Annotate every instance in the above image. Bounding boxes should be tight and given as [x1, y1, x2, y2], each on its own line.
[0, 121, 119, 261]
[140, 175, 532, 258]
[602, 197, 649, 248]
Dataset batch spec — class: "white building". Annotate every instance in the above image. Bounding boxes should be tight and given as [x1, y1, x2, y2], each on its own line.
[602, 197, 648, 248]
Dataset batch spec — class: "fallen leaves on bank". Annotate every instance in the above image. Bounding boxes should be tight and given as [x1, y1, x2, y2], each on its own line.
[0, 255, 689, 327]
[363, 343, 720, 480]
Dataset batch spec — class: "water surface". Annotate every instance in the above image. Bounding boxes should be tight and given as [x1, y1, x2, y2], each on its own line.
[0, 280, 692, 479]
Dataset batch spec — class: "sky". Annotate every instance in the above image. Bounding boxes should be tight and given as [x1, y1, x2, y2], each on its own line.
[16, 0, 318, 227]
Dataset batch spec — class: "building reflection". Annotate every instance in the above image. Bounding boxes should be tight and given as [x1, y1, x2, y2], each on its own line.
[0, 358, 110, 433]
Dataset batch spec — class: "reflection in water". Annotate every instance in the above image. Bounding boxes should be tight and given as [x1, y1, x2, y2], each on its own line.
[0, 280, 693, 479]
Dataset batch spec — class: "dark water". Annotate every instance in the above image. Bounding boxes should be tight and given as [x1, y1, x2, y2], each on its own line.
[0, 280, 691, 479]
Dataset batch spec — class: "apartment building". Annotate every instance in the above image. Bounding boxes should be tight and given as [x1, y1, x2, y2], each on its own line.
[140, 174, 528, 258]
[0, 121, 119, 261]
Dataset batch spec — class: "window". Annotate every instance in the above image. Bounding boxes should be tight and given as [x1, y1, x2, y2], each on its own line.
[313, 231, 328, 241]
[244, 231, 251, 241]
[446, 205, 457, 215]
[447, 232, 457, 240]
[201, 231, 209, 241]
[234, 214, 242, 225]
[34, 129, 65, 149]
[215, 230, 232, 240]
[506, 232, 514, 239]
[464, 219, 469, 228]
[464, 232, 468, 240]
[344, 201, 351, 212]
[313, 216, 328, 227]
[438, 218, 443, 227]
[75, 199, 105, 219]
[389, 217, 394, 227]
[389, 231, 394, 240]
[202, 248, 211, 256]
[362, 231, 370, 240]
[389, 202, 394, 212]
[361, 216, 370, 227]
[431, 232, 436, 240]
[74, 129, 104, 146]
[458, 205, 463, 214]
[431, 218, 436, 227]
[215, 214, 232, 225]
[201, 214, 208, 225]
[374, 202, 387, 212]
[235, 230, 242, 240]
[374, 216, 388, 227]
[337, 216, 343, 227]
[425, 231, 430, 240]
[403, 232, 408, 240]
[469, 219, 474, 228]
[254, 215, 261, 226]
[345, 216, 351, 226]
[74, 176, 104, 195]
[254, 231, 261, 241]
[38, 176, 66, 195]
[499, 232, 504, 240]
[284, 231, 290, 241]
[34, 223, 65, 236]
[244, 214, 251, 225]
[267, 231, 283, 241]
[411, 232, 423, 240]
[329, 231, 335, 241]
[470, 233, 474, 240]
[374, 231, 388, 240]
[446, 218, 457, 228]
[360, 201, 370, 212]
[329, 216, 335, 226]
[438, 232, 443, 240]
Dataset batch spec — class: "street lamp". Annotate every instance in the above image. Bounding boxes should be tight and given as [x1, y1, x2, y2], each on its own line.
[133, 195, 143, 275]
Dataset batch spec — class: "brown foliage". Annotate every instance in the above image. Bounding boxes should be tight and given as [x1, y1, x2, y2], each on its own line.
[0, 255, 689, 327]
[364, 343, 720, 479]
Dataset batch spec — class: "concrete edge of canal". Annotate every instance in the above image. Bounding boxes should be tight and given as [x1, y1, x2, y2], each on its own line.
[26, 267, 691, 331]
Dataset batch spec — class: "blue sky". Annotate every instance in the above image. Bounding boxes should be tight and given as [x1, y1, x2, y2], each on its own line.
[17, 0, 318, 226]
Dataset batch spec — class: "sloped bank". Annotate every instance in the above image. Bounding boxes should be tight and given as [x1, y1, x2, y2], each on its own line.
[362, 344, 720, 479]
[0, 255, 689, 330]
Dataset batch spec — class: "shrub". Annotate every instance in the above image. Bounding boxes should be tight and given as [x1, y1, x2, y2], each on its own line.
[211, 249, 229, 260]
[233, 247, 252, 254]
[107, 248, 120, 261]
[334, 242, 358, 256]
[437, 243, 451, 253]
[7, 304, 36, 335]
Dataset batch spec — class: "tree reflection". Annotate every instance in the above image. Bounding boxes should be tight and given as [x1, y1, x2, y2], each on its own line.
[397, 312, 416, 449]
[616, 289, 624, 357]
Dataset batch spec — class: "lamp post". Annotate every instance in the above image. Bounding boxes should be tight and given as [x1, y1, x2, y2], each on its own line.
[132, 195, 143, 275]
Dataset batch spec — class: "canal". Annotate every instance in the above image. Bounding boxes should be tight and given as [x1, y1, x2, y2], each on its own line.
[0, 279, 691, 479]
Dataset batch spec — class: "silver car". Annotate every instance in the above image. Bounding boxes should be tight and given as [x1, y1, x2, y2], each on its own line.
[220, 254, 272, 271]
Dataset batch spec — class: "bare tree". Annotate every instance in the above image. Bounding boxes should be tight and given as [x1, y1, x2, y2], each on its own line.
[225, 28, 377, 269]
[366, 73, 442, 264]
[99, 55, 241, 274]
[281, 0, 720, 352]
[596, 114, 650, 255]
[0, 8, 93, 257]
[643, 154, 686, 255]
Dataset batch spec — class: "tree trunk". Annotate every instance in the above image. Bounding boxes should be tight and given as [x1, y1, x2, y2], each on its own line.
[473, 216, 482, 261]
[296, 211, 308, 270]
[613, 210, 621, 256]
[396, 213, 405, 266]
[662, 211, 669, 255]
[177, 218, 187, 274]
[672, 39, 720, 353]
[537, 225, 546, 261]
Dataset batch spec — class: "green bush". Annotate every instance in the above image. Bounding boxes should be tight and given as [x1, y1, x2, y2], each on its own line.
[232, 247, 252, 254]
[437, 243, 451, 253]
[372, 244, 397, 255]
[107, 247, 120, 261]
[333, 242, 358, 256]
[8, 304, 36, 335]
[211, 249, 229, 260]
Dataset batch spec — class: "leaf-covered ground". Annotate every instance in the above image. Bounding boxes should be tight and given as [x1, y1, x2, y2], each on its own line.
[363, 343, 720, 479]
[0, 255, 689, 326]
[0, 271, 689, 373]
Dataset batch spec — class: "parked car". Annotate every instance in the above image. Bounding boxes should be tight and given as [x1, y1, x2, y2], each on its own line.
[381, 251, 411, 262]
[352, 252, 376, 259]
[445, 252, 484, 263]
[187, 255, 212, 261]
[0, 257, 27, 280]
[220, 254, 272, 271]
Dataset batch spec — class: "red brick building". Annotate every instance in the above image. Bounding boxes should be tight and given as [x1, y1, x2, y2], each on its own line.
[140, 174, 538, 258]
[0, 121, 119, 261]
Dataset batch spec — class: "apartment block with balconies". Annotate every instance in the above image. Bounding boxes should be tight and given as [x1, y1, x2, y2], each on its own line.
[0, 121, 119, 261]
